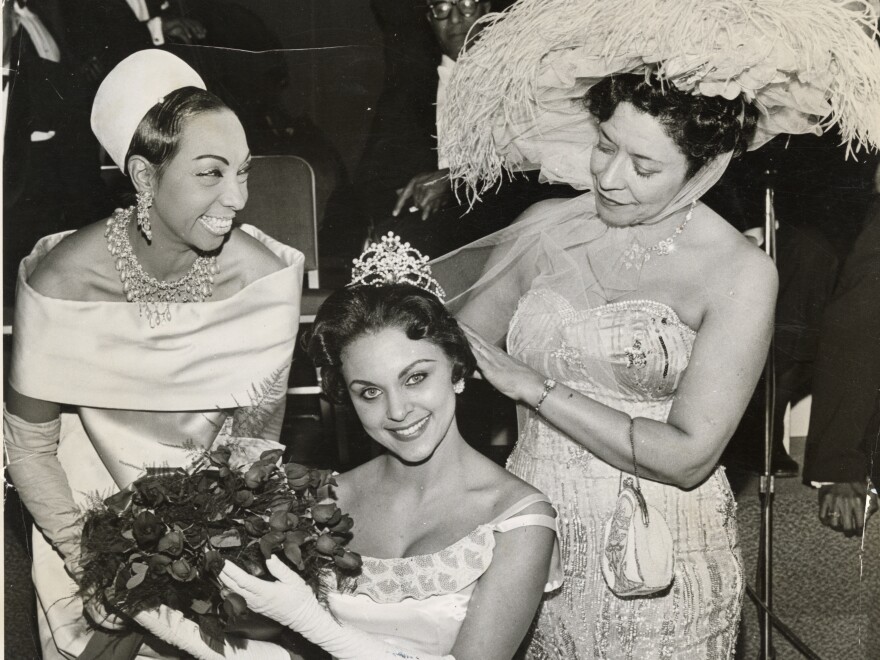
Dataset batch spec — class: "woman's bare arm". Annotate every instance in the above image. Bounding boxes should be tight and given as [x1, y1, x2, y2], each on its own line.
[465, 248, 778, 489]
[451, 501, 557, 660]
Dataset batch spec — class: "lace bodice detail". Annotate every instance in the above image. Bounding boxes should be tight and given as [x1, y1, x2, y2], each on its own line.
[509, 289, 696, 421]
[339, 493, 561, 604]
[327, 494, 561, 656]
[352, 526, 497, 603]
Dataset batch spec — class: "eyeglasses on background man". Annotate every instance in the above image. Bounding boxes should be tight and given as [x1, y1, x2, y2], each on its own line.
[427, 0, 480, 21]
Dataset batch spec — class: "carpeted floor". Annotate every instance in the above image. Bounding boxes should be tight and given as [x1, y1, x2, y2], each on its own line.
[731, 437, 879, 660]
[5, 490, 41, 659]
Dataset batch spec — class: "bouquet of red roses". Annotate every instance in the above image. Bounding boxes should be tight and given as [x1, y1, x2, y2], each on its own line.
[77, 444, 361, 650]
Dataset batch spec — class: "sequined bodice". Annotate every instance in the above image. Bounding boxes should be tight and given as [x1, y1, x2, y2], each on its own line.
[508, 289, 696, 422]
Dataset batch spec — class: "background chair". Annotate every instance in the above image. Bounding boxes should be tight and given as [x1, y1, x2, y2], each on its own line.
[236, 155, 321, 290]
[235, 155, 351, 464]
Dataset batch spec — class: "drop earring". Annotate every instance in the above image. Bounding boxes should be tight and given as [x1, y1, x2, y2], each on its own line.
[136, 190, 153, 241]
[453, 380, 465, 394]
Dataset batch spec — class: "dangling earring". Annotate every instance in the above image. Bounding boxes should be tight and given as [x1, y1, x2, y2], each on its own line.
[136, 190, 153, 241]
[453, 380, 465, 394]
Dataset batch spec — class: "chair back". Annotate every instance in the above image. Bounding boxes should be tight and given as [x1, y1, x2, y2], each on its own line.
[237, 155, 320, 288]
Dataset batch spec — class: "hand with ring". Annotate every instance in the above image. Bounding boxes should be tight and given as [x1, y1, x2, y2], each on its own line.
[818, 481, 878, 536]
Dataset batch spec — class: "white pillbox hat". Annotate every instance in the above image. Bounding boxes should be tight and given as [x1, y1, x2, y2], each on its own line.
[91, 49, 206, 171]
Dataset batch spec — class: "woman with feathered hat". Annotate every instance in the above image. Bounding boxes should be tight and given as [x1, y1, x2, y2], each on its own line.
[430, 0, 880, 656]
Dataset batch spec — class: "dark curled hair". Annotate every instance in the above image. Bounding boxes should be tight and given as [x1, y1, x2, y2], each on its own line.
[585, 74, 759, 177]
[125, 86, 230, 174]
[307, 284, 476, 404]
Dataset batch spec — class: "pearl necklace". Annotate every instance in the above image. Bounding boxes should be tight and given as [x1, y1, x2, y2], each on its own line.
[105, 207, 219, 327]
[623, 200, 696, 269]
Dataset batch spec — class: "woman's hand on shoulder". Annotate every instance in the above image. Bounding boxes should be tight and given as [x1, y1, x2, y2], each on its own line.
[460, 322, 545, 405]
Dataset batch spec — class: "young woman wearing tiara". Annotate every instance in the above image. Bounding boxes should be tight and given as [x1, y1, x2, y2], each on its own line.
[138, 234, 562, 660]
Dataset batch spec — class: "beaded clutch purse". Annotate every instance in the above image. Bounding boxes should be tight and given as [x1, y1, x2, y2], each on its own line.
[600, 421, 674, 597]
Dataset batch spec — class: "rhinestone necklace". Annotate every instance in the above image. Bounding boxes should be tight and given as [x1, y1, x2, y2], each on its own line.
[647, 200, 696, 256]
[105, 207, 219, 327]
[623, 200, 697, 269]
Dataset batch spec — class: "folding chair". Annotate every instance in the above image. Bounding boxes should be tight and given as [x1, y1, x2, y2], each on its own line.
[236, 155, 321, 290]
[236, 156, 346, 463]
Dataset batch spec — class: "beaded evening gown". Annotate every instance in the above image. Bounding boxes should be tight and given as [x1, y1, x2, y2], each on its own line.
[506, 288, 743, 659]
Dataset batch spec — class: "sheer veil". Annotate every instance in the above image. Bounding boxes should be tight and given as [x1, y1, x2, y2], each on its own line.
[430, 152, 732, 345]
[431, 0, 879, 344]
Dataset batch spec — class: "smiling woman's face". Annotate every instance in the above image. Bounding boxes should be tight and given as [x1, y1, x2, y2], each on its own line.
[342, 327, 458, 464]
[589, 102, 690, 227]
[148, 108, 251, 252]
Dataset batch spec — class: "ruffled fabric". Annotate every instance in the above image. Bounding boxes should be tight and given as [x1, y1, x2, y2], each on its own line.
[442, 0, 880, 193]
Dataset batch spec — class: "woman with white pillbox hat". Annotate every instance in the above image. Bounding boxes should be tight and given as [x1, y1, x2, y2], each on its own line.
[4, 49, 303, 659]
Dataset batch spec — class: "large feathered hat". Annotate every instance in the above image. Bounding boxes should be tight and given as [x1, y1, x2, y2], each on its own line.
[441, 0, 880, 192]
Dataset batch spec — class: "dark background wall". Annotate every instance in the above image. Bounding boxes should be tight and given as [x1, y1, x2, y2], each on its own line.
[238, 0, 385, 174]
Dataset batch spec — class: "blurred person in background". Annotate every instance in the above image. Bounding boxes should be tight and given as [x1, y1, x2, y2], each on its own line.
[804, 162, 880, 536]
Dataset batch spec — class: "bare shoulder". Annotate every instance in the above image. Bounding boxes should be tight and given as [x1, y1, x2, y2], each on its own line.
[472, 454, 554, 519]
[221, 228, 287, 286]
[696, 205, 778, 306]
[717, 234, 778, 306]
[27, 220, 112, 299]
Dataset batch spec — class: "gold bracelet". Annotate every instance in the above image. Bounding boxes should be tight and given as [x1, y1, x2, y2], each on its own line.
[534, 378, 557, 415]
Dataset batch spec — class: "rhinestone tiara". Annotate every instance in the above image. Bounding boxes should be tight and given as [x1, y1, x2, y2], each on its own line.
[349, 232, 446, 300]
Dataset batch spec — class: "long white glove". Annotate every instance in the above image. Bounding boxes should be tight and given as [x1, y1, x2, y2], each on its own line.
[3, 408, 83, 575]
[134, 606, 292, 660]
[220, 557, 455, 660]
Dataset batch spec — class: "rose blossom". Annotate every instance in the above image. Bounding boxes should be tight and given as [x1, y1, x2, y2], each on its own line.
[132, 511, 163, 548]
[169, 558, 197, 581]
[157, 530, 185, 557]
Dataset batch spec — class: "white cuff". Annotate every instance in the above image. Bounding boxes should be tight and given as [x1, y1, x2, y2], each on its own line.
[147, 17, 164, 45]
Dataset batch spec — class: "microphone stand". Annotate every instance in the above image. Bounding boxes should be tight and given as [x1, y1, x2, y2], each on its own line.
[748, 160, 826, 660]
[758, 169, 777, 660]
